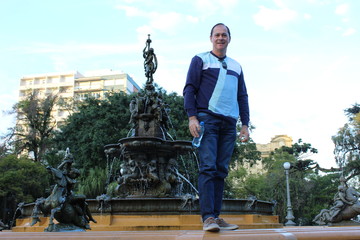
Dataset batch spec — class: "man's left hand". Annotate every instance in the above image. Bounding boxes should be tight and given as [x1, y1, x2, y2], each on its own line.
[239, 125, 249, 142]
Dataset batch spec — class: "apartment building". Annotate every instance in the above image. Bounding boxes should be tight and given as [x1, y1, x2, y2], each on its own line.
[18, 70, 141, 128]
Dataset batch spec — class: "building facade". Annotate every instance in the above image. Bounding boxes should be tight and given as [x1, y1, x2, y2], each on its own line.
[256, 135, 293, 159]
[244, 135, 293, 174]
[18, 70, 141, 129]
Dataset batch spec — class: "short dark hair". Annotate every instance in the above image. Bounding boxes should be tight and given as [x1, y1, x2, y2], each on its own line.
[210, 23, 231, 38]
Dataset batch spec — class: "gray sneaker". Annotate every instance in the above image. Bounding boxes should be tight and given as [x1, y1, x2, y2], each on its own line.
[203, 217, 220, 232]
[215, 218, 239, 230]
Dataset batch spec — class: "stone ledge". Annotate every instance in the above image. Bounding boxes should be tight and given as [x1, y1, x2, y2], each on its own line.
[12, 214, 281, 232]
[4, 226, 360, 240]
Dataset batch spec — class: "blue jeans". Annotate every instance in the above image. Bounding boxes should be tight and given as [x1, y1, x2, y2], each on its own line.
[197, 112, 237, 221]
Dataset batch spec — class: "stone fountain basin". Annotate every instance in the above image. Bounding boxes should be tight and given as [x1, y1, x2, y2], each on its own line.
[105, 136, 193, 155]
[20, 197, 274, 216]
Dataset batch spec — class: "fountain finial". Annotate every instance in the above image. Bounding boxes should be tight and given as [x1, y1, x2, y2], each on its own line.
[143, 34, 157, 90]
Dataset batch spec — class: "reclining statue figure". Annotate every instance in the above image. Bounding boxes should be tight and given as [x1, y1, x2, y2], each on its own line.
[313, 177, 360, 225]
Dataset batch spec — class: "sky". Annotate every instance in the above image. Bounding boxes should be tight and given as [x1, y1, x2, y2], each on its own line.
[0, 0, 359, 168]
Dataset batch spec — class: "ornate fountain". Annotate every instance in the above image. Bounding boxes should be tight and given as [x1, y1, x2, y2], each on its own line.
[104, 35, 193, 198]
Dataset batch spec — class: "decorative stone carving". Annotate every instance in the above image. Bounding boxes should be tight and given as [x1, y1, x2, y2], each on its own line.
[313, 177, 360, 225]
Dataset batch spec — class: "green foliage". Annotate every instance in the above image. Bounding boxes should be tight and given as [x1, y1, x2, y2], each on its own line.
[300, 173, 339, 223]
[106, 181, 119, 198]
[280, 139, 318, 159]
[160, 89, 189, 140]
[225, 135, 262, 198]
[224, 122, 262, 198]
[0, 142, 12, 158]
[77, 167, 107, 199]
[42, 149, 65, 168]
[0, 155, 49, 203]
[232, 140, 262, 167]
[263, 139, 318, 171]
[332, 103, 360, 180]
[227, 138, 337, 225]
[261, 144, 329, 225]
[225, 166, 249, 198]
[53, 92, 133, 170]
[8, 92, 58, 162]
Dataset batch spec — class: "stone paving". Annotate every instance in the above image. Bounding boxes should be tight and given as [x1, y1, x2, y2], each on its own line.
[2, 226, 360, 240]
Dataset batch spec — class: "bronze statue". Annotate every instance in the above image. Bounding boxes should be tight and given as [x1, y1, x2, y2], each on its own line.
[30, 148, 96, 232]
[143, 34, 157, 87]
[104, 35, 194, 198]
[313, 177, 360, 225]
[0, 219, 8, 231]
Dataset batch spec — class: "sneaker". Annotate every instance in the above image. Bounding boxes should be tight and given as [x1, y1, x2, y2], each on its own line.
[215, 218, 239, 230]
[203, 217, 220, 232]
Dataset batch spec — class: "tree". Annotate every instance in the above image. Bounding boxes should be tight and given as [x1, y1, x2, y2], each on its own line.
[53, 92, 132, 171]
[228, 139, 338, 225]
[5, 92, 58, 162]
[77, 167, 107, 199]
[262, 140, 329, 225]
[225, 124, 262, 198]
[0, 142, 12, 158]
[332, 103, 360, 181]
[0, 155, 49, 225]
[159, 88, 189, 140]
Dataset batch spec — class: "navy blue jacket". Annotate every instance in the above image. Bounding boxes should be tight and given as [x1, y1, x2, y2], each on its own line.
[183, 51, 249, 126]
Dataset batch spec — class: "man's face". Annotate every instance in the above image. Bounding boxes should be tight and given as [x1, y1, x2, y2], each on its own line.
[210, 25, 230, 53]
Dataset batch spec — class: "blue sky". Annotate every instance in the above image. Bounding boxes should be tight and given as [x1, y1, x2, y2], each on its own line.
[0, 0, 359, 168]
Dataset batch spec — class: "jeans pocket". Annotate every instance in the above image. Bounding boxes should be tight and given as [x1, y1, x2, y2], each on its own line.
[197, 112, 209, 122]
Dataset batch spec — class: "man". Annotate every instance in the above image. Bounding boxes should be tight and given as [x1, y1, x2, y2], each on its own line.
[183, 23, 250, 232]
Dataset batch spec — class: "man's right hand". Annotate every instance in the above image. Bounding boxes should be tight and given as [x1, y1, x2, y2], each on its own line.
[188, 116, 200, 137]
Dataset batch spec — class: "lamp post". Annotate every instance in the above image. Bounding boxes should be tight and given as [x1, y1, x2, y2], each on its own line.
[283, 162, 296, 226]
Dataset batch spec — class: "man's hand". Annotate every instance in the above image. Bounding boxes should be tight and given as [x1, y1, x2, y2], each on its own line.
[239, 125, 249, 142]
[188, 116, 200, 137]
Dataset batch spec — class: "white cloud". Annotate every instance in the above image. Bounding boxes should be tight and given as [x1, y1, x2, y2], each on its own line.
[273, 0, 287, 9]
[194, 0, 238, 17]
[116, 4, 199, 37]
[136, 25, 154, 41]
[51, 56, 70, 72]
[335, 26, 342, 31]
[343, 27, 356, 36]
[20, 42, 140, 56]
[149, 12, 183, 34]
[253, 5, 298, 31]
[186, 15, 199, 24]
[335, 26, 357, 37]
[274, 56, 301, 73]
[304, 13, 312, 20]
[335, 3, 349, 15]
[116, 5, 145, 17]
